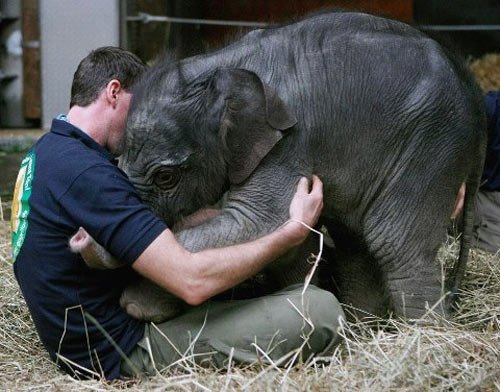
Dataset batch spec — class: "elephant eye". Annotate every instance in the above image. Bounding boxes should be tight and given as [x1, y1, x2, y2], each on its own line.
[153, 167, 181, 190]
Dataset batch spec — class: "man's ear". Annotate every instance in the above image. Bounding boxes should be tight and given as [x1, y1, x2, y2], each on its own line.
[105, 79, 122, 105]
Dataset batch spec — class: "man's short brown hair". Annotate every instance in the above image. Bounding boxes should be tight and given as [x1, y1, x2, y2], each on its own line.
[70, 46, 147, 108]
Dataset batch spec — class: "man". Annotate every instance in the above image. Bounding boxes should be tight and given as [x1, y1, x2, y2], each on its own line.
[473, 91, 500, 253]
[10, 47, 344, 380]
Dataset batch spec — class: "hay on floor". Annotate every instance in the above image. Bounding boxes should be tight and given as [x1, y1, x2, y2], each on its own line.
[0, 209, 499, 391]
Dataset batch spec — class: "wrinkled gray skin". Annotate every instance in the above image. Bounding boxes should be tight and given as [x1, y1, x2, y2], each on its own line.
[117, 12, 486, 320]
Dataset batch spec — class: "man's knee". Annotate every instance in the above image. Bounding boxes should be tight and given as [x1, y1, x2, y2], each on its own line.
[304, 285, 345, 332]
[473, 190, 500, 253]
[278, 284, 345, 354]
[284, 284, 344, 321]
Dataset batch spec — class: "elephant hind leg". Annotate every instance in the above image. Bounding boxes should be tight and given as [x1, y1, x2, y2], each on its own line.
[331, 245, 446, 320]
[382, 259, 446, 319]
[363, 163, 462, 319]
[366, 212, 449, 319]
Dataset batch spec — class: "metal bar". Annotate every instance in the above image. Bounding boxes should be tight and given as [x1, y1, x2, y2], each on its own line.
[126, 12, 270, 28]
[127, 13, 500, 32]
[419, 24, 500, 31]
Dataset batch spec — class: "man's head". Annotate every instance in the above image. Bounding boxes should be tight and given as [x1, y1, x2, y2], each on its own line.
[70, 46, 146, 108]
[68, 47, 147, 155]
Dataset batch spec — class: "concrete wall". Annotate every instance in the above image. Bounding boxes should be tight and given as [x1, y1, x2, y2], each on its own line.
[40, 0, 120, 130]
[0, 1, 24, 127]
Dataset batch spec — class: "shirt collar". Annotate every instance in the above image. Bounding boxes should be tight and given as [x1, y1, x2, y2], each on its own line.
[50, 117, 118, 164]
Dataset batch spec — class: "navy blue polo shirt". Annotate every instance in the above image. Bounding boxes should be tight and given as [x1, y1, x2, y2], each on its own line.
[481, 91, 500, 191]
[11, 118, 167, 379]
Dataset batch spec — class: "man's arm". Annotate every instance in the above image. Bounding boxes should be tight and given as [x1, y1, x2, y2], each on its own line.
[132, 176, 323, 305]
[68, 207, 222, 270]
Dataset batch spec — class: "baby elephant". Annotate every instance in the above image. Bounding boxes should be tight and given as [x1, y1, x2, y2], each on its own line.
[69, 208, 220, 322]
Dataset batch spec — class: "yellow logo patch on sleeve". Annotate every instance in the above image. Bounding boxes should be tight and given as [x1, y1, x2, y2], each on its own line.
[11, 151, 35, 262]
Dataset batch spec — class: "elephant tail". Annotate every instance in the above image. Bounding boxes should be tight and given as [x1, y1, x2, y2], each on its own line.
[447, 178, 475, 299]
[446, 132, 487, 309]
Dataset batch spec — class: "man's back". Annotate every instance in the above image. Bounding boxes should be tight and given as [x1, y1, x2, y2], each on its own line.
[12, 118, 165, 379]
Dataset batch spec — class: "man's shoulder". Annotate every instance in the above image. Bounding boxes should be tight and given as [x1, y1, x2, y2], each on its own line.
[36, 131, 111, 173]
[30, 131, 122, 199]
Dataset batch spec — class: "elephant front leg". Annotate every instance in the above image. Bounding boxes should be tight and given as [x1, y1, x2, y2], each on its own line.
[120, 278, 186, 323]
[119, 208, 221, 322]
[268, 231, 324, 288]
[175, 192, 292, 252]
[69, 227, 185, 322]
[119, 208, 255, 322]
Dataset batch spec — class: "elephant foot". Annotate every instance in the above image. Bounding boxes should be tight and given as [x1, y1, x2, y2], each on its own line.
[120, 278, 185, 323]
[339, 294, 391, 321]
[123, 302, 146, 321]
[387, 275, 448, 320]
[391, 290, 448, 320]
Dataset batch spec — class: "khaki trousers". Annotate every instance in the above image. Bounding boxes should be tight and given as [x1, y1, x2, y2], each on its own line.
[121, 284, 344, 377]
[473, 190, 500, 254]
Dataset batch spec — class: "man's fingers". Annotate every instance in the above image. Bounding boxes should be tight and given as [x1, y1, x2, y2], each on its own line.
[310, 175, 323, 196]
[296, 176, 310, 194]
[296, 175, 323, 196]
[288, 175, 324, 238]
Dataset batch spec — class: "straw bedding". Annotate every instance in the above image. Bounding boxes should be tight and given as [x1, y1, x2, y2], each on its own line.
[470, 53, 500, 92]
[1, 204, 499, 391]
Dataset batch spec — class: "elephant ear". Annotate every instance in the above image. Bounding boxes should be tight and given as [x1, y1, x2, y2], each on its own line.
[212, 68, 297, 184]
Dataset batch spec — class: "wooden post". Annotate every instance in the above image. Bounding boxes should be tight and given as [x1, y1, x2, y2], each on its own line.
[21, 0, 41, 121]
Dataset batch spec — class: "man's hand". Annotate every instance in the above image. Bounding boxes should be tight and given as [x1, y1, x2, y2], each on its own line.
[285, 175, 324, 245]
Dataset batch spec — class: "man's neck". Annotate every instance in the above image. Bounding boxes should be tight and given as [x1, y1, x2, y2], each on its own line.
[67, 104, 109, 147]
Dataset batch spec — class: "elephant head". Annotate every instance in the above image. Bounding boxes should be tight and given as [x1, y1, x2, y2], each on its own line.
[120, 67, 297, 224]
